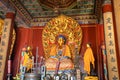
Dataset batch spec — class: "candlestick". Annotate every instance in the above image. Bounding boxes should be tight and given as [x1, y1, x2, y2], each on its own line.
[76, 69, 81, 80]
[36, 47, 39, 68]
[7, 55, 12, 80]
[8, 56, 11, 74]
[32, 56, 34, 72]
[41, 65, 46, 80]
[39, 56, 43, 68]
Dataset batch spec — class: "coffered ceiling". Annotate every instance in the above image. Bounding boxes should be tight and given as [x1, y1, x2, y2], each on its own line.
[38, 0, 76, 8]
[0, 0, 102, 26]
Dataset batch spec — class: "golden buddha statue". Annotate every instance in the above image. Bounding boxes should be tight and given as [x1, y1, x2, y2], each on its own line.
[45, 35, 74, 71]
[42, 15, 83, 73]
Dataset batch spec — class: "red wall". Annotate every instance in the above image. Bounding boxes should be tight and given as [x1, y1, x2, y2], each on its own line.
[80, 24, 105, 79]
[12, 24, 105, 79]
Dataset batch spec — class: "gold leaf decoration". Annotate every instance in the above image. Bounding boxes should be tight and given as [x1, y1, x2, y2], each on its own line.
[42, 15, 82, 59]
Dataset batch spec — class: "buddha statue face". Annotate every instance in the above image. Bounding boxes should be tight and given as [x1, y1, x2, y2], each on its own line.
[57, 35, 66, 46]
[58, 37, 64, 46]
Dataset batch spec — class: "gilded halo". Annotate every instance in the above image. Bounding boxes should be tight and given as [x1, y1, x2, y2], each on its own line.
[42, 15, 82, 59]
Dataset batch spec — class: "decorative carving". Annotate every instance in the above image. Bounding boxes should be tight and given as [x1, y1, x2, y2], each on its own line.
[9, 0, 96, 18]
[9, 29, 16, 56]
[42, 15, 82, 59]
[39, 0, 75, 8]
[1, 0, 99, 26]
[9, 0, 32, 25]
[31, 15, 97, 26]
[0, 19, 4, 36]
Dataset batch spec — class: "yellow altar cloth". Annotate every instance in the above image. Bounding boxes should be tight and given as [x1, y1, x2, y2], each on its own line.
[84, 76, 98, 80]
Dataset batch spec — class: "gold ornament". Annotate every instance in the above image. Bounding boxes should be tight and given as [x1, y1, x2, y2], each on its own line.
[0, 19, 4, 35]
[27, 46, 32, 51]
[42, 15, 82, 59]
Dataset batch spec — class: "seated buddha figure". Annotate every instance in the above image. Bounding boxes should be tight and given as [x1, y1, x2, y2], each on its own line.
[45, 35, 74, 71]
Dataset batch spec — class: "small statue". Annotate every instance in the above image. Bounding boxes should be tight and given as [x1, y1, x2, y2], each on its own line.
[83, 43, 95, 75]
[20, 46, 33, 80]
[21, 46, 33, 72]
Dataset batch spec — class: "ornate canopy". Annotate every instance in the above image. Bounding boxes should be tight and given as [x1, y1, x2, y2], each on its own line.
[42, 15, 82, 59]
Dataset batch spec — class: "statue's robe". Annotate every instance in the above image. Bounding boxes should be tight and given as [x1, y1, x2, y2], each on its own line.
[84, 47, 95, 75]
[45, 45, 74, 71]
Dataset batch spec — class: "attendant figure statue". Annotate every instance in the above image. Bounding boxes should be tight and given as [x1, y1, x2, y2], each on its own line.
[45, 35, 74, 71]
[20, 46, 33, 80]
[83, 43, 95, 75]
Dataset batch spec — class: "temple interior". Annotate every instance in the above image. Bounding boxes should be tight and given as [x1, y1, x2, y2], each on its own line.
[0, 0, 120, 80]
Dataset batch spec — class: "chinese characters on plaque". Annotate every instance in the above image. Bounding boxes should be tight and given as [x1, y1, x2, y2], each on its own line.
[0, 19, 12, 80]
[103, 12, 119, 80]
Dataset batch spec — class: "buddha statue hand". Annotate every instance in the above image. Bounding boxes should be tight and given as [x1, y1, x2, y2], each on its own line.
[56, 50, 62, 57]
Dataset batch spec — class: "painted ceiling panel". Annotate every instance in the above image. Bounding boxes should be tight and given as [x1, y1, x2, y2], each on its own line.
[39, 0, 76, 8]
[15, 0, 96, 17]
[0, 0, 101, 26]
